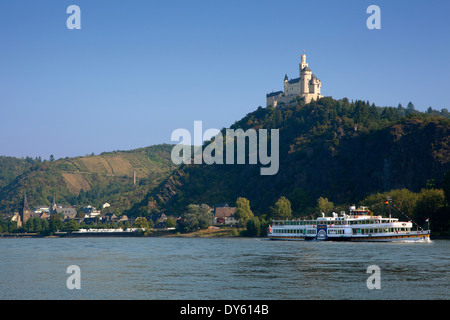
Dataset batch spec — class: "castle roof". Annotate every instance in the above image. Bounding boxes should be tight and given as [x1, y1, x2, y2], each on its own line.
[309, 74, 320, 83]
[288, 77, 301, 84]
[266, 91, 283, 98]
[300, 67, 312, 73]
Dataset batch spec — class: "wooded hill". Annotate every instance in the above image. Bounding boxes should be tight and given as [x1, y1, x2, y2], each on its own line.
[1, 97, 449, 232]
[126, 97, 450, 223]
[0, 144, 178, 214]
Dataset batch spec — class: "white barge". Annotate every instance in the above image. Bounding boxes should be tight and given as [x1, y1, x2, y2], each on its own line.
[268, 205, 430, 242]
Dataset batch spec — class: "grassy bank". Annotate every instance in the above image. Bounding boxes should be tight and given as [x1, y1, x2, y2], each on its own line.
[147, 227, 244, 238]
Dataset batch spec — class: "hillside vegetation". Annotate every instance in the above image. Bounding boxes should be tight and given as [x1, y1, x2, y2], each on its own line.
[0, 144, 177, 214]
[127, 97, 450, 226]
[1, 97, 449, 235]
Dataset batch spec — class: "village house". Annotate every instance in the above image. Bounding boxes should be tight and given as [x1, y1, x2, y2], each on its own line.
[82, 205, 101, 218]
[214, 203, 236, 225]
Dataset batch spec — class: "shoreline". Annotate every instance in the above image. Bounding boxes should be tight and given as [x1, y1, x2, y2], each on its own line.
[1, 228, 449, 240]
[0, 227, 245, 239]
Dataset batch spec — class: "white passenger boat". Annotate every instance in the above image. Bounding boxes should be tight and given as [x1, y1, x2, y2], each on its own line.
[268, 205, 430, 242]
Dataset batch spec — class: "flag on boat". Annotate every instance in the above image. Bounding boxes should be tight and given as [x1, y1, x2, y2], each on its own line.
[269, 225, 272, 233]
[384, 200, 389, 204]
[425, 218, 429, 222]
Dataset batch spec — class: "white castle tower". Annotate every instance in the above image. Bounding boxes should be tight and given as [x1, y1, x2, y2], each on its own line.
[267, 53, 323, 108]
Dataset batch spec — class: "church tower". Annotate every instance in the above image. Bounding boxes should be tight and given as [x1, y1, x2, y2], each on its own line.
[50, 192, 57, 216]
[20, 193, 31, 225]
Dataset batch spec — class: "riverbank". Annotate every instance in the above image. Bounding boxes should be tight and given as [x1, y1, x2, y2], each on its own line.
[2, 228, 448, 239]
[165, 227, 243, 238]
[0, 227, 245, 238]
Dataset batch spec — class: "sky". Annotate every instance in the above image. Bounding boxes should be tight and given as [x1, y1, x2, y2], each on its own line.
[0, 0, 449, 160]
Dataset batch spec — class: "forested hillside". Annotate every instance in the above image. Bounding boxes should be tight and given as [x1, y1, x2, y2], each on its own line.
[127, 97, 450, 226]
[0, 144, 177, 214]
[2, 97, 449, 234]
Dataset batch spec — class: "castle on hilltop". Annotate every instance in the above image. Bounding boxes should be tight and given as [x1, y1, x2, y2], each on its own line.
[266, 53, 323, 107]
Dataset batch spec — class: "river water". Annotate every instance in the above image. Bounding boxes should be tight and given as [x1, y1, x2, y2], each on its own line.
[0, 237, 448, 300]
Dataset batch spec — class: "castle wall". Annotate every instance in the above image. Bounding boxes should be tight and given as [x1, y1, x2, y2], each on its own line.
[266, 92, 323, 107]
[285, 81, 301, 95]
[266, 93, 283, 108]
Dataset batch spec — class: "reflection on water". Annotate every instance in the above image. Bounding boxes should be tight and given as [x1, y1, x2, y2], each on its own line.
[0, 237, 448, 299]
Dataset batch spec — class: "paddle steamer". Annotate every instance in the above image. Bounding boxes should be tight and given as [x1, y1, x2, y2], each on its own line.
[268, 205, 430, 242]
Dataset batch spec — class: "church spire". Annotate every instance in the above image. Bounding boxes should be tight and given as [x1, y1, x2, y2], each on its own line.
[50, 192, 57, 215]
[20, 192, 31, 225]
[23, 193, 30, 211]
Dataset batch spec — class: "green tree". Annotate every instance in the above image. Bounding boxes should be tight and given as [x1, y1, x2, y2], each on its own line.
[133, 217, 150, 230]
[49, 215, 63, 234]
[414, 189, 445, 226]
[245, 216, 260, 237]
[25, 218, 35, 232]
[443, 170, 450, 205]
[287, 188, 314, 216]
[24, 217, 43, 233]
[137, 206, 150, 217]
[166, 217, 176, 229]
[182, 204, 213, 232]
[8, 221, 18, 233]
[406, 101, 415, 115]
[258, 216, 270, 237]
[362, 188, 418, 219]
[234, 197, 254, 226]
[41, 219, 49, 233]
[64, 219, 80, 232]
[271, 196, 292, 219]
[34, 218, 43, 232]
[317, 197, 334, 214]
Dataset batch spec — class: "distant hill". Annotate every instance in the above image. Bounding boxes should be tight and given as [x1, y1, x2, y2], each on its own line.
[126, 97, 450, 217]
[0, 144, 178, 214]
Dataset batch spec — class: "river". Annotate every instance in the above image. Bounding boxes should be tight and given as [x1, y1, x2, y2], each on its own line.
[0, 237, 448, 300]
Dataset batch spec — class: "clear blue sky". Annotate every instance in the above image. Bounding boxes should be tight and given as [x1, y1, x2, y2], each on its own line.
[1, 0, 449, 160]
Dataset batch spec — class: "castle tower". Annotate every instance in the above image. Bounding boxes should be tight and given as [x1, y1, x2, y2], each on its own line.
[283, 74, 289, 92]
[299, 54, 308, 74]
[300, 64, 312, 94]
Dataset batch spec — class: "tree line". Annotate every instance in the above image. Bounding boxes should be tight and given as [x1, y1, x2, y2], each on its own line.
[174, 170, 450, 237]
[0, 214, 177, 236]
